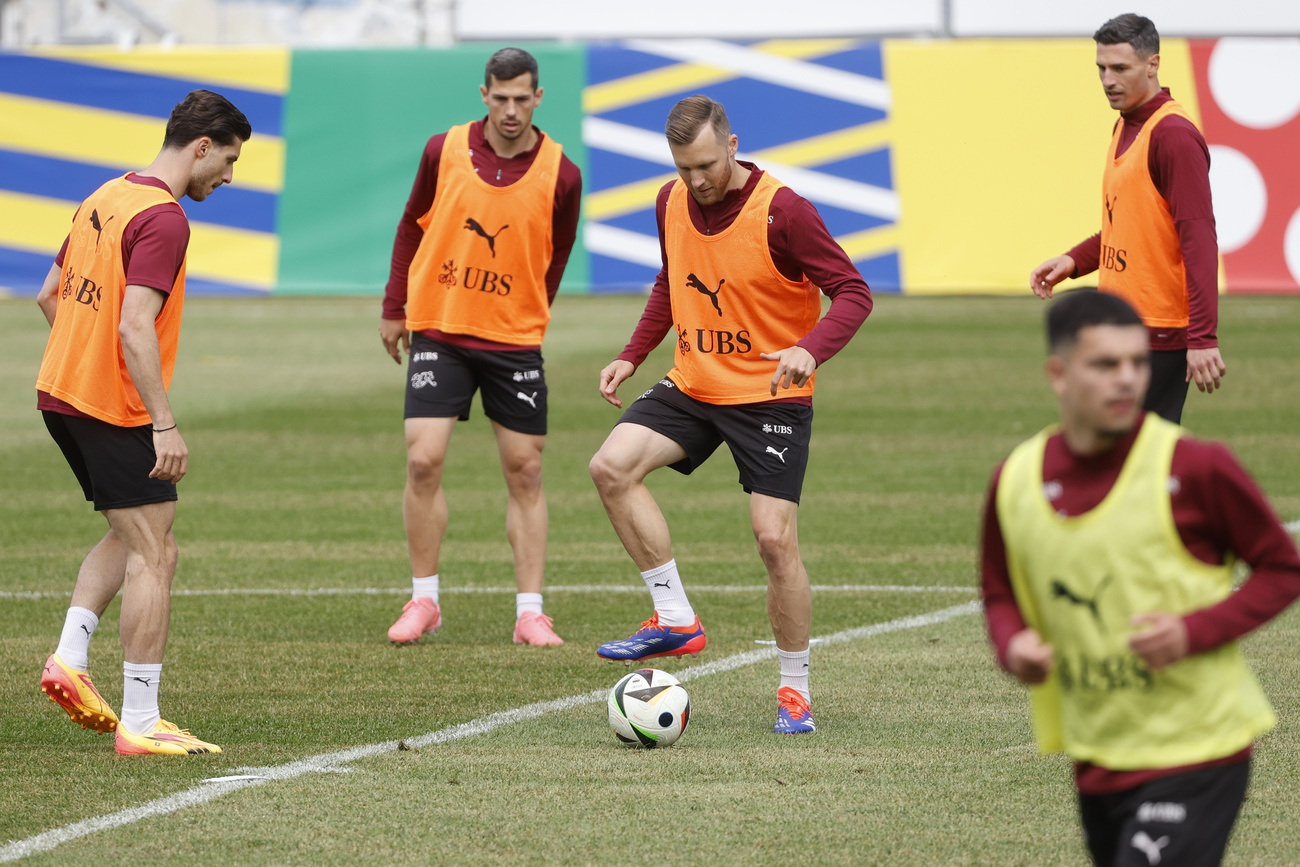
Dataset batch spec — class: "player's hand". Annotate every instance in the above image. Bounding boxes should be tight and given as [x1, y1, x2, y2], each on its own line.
[1186, 347, 1226, 394]
[149, 427, 188, 484]
[1030, 255, 1076, 299]
[1006, 628, 1054, 684]
[379, 318, 410, 365]
[760, 346, 817, 396]
[598, 359, 636, 408]
[1128, 612, 1189, 670]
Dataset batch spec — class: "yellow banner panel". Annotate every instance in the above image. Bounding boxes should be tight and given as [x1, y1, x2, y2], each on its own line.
[0, 94, 284, 193]
[0, 189, 275, 289]
[885, 38, 1197, 295]
[27, 46, 291, 94]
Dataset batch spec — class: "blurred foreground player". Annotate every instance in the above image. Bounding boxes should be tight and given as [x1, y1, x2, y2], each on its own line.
[981, 290, 1300, 865]
[589, 96, 872, 734]
[380, 47, 582, 647]
[1030, 14, 1223, 424]
[36, 90, 251, 755]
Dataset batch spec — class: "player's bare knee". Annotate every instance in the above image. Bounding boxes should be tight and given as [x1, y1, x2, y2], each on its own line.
[502, 452, 543, 493]
[406, 450, 445, 487]
[588, 449, 621, 492]
[753, 526, 797, 568]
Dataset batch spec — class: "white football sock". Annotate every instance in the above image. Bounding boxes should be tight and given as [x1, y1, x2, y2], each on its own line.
[778, 647, 811, 702]
[412, 574, 439, 603]
[121, 662, 163, 735]
[643, 560, 694, 627]
[55, 606, 98, 672]
[516, 592, 543, 619]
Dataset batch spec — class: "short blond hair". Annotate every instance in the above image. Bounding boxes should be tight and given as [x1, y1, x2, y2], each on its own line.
[665, 95, 731, 146]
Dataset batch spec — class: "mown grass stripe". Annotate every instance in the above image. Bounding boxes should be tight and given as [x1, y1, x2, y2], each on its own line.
[0, 601, 978, 863]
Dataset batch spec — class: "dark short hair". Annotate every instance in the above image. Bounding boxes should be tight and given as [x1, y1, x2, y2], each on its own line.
[1093, 13, 1160, 58]
[162, 90, 251, 149]
[1047, 289, 1145, 354]
[485, 47, 539, 89]
[665, 95, 731, 147]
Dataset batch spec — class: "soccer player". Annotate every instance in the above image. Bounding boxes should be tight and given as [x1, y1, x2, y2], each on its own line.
[1030, 14, 1223, 425]
[36, 90, 251, 755]
[589, 95, 872, 734]
[380, 47, 582, 647]
[981, 290, 1300, 866]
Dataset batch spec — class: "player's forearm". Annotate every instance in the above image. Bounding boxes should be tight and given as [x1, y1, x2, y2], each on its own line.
[36, 263, 60, 326]
[979, 473, 1028, 669]
[1177, 216, 1219, 348]
[616, 273, 673, 367]
[545, 169, 582, 303]
[382, 217, 424, 320]
[119, 318, 175, 427]
[1066, 234, 1101, 277]
[544, 217, 578, 303]
[1180, 446, 1300, 652]
[797, 284, 871, 366]
[1183, 560, 1300, 653]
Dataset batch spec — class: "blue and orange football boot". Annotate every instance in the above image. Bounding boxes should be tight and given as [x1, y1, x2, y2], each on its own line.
[597, 613, 706, 662]
[774, 686, 816, 734]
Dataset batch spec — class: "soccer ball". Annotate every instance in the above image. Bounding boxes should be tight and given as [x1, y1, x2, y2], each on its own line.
[607, 668, 691, 748]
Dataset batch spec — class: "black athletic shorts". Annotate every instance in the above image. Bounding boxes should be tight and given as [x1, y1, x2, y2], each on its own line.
[403, 334, 547, 436]
[616, 377, 813, 503]
[1144, 349, 1191, 425]
[1078, 759, 1250, 867]
[42, 410, 177, 511]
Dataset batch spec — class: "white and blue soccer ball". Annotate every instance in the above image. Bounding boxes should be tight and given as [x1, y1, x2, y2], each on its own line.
[607, 668, 691, 748]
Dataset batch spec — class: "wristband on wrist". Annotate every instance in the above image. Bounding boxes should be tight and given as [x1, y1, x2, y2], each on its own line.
[152, 424, 177, 433]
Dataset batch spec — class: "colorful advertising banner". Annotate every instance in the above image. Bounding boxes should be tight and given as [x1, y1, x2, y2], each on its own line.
[2, 38, 1297, 297]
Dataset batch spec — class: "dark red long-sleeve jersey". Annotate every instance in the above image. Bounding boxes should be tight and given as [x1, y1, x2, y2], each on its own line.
[616, 163, 873, 404]
[981, 414, 1300, 794]
[382, 119, 583, 351]
[1066, 89, 1219, 352]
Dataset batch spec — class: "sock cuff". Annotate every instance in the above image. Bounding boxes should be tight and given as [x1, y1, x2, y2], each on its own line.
[68, 606, 99, 628]
[412, 574, 440, 600]
[123, 662, 163, 680]
[640, 559, 677, 581]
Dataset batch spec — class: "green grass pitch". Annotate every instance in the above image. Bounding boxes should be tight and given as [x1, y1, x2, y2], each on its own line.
[1, 294, 1298, 864]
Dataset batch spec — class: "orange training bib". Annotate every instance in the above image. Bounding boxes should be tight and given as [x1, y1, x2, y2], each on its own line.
[1098, 101, 1196, 329]
[36, 176, 187, 426]
[664, 172, 821, 405]
[406, 122, 561, 345]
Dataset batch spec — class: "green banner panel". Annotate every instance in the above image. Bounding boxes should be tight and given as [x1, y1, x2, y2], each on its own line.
[277, 44, 587, 296]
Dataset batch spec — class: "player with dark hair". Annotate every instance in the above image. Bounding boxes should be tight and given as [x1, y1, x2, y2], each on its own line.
[380, 47, 582, 647]
[589, 94, 872, 734]
[982, 289, 1300, 865]
[36, 89, 251, 755]
[1030, 13, 1223, 424]
[162, 89, 254, 151]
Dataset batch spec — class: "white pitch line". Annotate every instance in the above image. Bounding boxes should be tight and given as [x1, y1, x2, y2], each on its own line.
[0, 601, 978, 863]
[0, 584, 975, 601]
[8, 521, 1295, 603]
